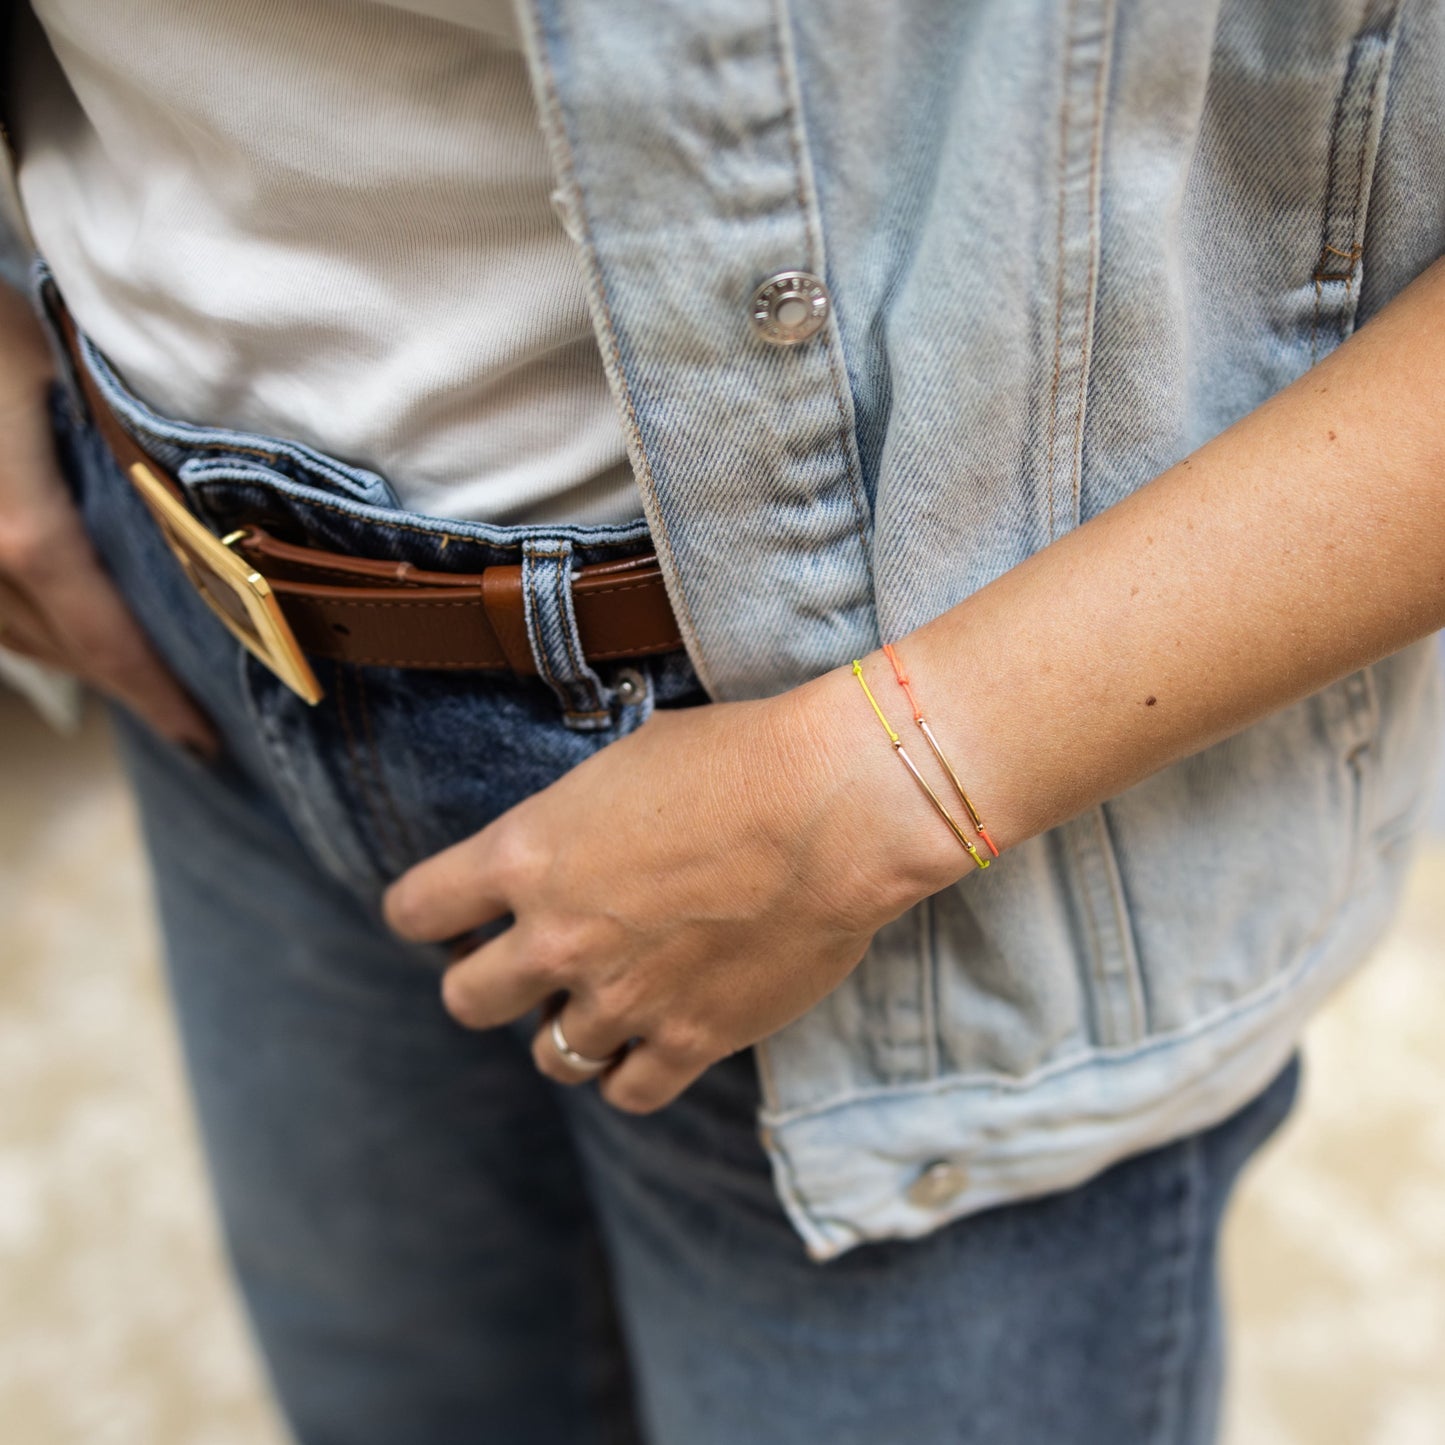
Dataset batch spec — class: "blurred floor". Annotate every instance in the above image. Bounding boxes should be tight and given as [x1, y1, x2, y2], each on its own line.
[1, 689, 1442, 1445]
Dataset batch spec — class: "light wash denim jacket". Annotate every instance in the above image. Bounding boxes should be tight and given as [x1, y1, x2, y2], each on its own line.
[3, 0, 1443, 1260]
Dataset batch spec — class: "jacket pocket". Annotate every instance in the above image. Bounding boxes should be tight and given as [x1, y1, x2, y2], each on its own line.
[1104, 677, 1380, 1039]
[1309, 1, 1404, 362]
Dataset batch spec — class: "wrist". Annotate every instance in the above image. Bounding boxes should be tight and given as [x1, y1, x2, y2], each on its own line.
[782, 654, 980, 927]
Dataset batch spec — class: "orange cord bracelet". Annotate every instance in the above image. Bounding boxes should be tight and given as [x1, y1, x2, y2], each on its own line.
[850, 659, 990, 870]
[882, 642, 1000, 858]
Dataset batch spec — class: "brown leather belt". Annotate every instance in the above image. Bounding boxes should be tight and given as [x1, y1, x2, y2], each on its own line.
[56, 303, 683, 704]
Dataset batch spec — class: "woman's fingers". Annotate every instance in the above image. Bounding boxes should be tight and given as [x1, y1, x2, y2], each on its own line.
[0, 475, 219, 756]
[529, 986, 719, 1114]
[43, 556, 218, 755]
[596, 1041, 713, 1116]
[0, 572, 68, 653]
[438, 923, 558, 1030]
[0, 575, 70, 667]
[529, 998, 635, 1087]
[444, 926, 688, 1110]
[385, 822, 522, 943]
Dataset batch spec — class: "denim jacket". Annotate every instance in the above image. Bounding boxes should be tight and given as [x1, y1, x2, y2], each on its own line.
[3, 0, 1443, 1259]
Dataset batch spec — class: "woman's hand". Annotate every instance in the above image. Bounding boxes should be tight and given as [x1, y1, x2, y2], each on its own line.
[383, 675, 965, 1113]
[0, 283, 216, 755]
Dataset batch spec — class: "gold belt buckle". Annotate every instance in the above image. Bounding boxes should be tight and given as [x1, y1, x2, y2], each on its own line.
[127, 462, 324, 705]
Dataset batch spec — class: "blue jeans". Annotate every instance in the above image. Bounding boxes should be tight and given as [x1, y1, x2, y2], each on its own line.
[51, 343, 1300, 1445]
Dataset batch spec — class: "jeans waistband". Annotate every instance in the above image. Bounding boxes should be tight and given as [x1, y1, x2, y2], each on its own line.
[32, 260, 679, 729]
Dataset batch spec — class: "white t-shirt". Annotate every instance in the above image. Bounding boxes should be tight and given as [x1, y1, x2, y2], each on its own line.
[15, 0, 643, 527]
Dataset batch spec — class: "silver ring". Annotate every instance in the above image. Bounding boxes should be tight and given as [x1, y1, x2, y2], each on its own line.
[549, 1015, 614, 1077]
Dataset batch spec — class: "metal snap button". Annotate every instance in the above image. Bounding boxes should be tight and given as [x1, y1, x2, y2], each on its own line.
[612, 666, 647, 705]
[906, 1159, 969, 1210]
[749, 270, 830, 346]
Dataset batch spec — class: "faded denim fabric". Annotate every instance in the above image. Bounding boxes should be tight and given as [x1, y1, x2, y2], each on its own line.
[44, 328, 1303, 1444]
[5, 0, 1443, 1262]
[509, 0, 1445, 1255]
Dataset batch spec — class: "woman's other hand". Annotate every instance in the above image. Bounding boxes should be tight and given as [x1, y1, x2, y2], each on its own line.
[0, 282, 216, 756]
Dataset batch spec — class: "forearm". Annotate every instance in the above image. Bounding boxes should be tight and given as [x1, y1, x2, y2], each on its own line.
[801, 257, 1445, 912]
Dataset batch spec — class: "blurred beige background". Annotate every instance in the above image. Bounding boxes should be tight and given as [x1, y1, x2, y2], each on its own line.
[2, 687, 1442, 1445]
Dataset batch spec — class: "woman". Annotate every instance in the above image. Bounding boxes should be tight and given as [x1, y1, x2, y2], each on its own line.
[1, 1, 1441, 1441]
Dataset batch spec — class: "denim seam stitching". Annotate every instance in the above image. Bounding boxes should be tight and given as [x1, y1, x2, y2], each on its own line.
[1064, 815, 1111, 1046]
[1043, 0, 1113, 540]
[919, 894, 940, 1081]
[523, 544, 610, 723]
[1311, 29, 1365, 363]
[519, 0, 714, 693]
[1069, 0, 1113, 522]
[356, 664, 419, 867]
[76, 335, 384, 497]
[1310, 3, 1401, 360]
[1044, 0, 1080, 544]
[528, 542, 611, 720]
[1339, 663, 1382, 890]
[553, 542, 609, 720]
[523, 545, 566, 703]
[186, 470, 652, 556]
[239, 652, 364, 892]
[1145, 1135, 1205, 1445]
[770, 0, 877, 600]
[757, 884, 1367, 1129]
[331, 661, 403, 879]
[198, 477, 509, 549]
[1092, 803, 1149, 1039]
[1337, 5, 1394, 353]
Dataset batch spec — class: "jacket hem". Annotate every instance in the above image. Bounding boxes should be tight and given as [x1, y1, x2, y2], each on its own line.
[761, 869, 1400, 1261]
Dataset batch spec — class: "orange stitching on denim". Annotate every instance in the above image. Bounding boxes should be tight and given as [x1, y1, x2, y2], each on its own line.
[1315, 241, 1364, 279]
[1325, 241, 1363, 260]
[1313, 240, 1365, 363]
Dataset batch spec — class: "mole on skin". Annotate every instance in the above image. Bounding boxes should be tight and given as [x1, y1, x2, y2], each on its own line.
[1145, 696, 1158, 706]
